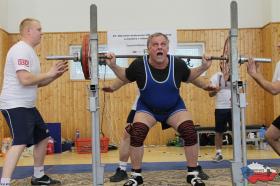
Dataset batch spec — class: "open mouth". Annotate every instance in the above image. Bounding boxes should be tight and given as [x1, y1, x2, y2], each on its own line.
[157, 52, 163, 56]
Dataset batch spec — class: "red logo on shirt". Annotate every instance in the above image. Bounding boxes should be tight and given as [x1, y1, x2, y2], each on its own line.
[18, 59, 30, 67]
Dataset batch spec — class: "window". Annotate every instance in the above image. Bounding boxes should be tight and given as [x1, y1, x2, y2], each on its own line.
[69, 44, 128, 80]
[175, 42, 205, 75]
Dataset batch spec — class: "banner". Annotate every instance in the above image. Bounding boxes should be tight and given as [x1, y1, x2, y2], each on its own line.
[107, 30, 177, 55]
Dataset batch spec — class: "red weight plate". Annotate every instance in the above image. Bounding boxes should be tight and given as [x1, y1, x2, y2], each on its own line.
[81, 34, 90, 80]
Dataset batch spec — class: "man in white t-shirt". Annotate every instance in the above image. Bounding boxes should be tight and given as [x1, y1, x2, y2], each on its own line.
[0, 18, 68, 186]
[247, 49, 280, 156]
[209, 62, 231, 162]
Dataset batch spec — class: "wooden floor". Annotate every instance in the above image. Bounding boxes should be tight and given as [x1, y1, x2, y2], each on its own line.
[0, 144, 278, 167]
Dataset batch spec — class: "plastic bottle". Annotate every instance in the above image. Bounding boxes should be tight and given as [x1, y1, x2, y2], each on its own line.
[258, 127, 266, 149]
[259, 127, 265, 139]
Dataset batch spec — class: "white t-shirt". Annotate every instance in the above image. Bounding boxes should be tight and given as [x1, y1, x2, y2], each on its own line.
[210, 72, 231, 109]
[272, 61, 280, 82]
[0, 41, 40, 109]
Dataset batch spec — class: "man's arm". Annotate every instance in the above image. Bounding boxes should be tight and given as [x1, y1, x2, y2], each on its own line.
[187, 55, 212, 82]
[247, 58, 280, 95]
[105, 52, 130, 83]
[102, 78, 127, 92]
[16, 61, 68, 87]
[191, 77, 219, 92]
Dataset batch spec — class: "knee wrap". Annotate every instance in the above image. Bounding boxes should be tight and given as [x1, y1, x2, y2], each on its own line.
[177, 120, 197, 146]
[125, 122, 149, 147]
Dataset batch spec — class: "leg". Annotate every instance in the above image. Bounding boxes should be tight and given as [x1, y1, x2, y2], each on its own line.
[110, 109, 144, 182]
[110, 129, 130, 182]
[33, 137, 48, 167]
[215, 132, 223, 150]
[1, 145, 26, 179]
[213, 109, 229, 162]
[119, 130, 130, 162]
[168, 111, 205, 186]
[265, 125, 280, 155]
[30, 108, 61, 185]
[124, 112, 155, 186]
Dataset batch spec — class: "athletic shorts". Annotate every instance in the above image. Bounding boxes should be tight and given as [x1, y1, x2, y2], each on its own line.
[1, 107, 50, 147]
[215, 109, 232, 133]
[126, 110, 171, 130]
[272, 115, 280, 130]
[136, 97, 186, 124]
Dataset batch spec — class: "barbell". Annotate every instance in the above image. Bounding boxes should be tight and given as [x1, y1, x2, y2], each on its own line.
[46, 34, 272, 80]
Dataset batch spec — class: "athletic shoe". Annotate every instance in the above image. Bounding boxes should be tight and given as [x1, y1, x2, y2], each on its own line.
[123, 173, 143, 186]
[110, 167, 128, 182]
[31, 175, 61, 185]
[213, 153, 223, 162]
[186, 172, 205, 186]
[197, 165, 209, 180]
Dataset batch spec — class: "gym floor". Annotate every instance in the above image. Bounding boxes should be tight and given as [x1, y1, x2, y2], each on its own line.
[2, 145, 277, 167]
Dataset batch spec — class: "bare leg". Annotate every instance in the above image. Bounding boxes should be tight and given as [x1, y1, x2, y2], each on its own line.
[1, 145, 26, 178]
[129, 146, 144, 169]
[215, 132, 223, 150]
[119, 130, 130, 162]
[33, 137, 48, 167]
[130, 112, 155, 170]
[265, 125, 280, 156]
[184, 144, 199, 167]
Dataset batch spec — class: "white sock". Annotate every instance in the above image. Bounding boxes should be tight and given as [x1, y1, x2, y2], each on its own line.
[216, 149, 222, 155]
[119, 161, 127, 171]
[34, 166, 44, 178]
[0, 178, 11, 185]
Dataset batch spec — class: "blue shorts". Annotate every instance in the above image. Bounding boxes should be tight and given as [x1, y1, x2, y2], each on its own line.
[215, 109, 232, 133]
[136, 97, 187, 123]
[127, 109, 171, 130]
[1, 107, 50, 147]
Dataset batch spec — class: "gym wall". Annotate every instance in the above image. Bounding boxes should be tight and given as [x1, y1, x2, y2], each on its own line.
[1, 24, 280, 145]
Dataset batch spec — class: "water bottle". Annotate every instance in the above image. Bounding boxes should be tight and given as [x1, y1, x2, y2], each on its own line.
[259, 127, 265, 139]
[258, 127, 266, 149]
[75, 129, 80, 140]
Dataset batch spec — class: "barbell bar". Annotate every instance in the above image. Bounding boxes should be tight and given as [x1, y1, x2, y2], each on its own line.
[46, 35, 272, 80]
[46, 54, 271, 63]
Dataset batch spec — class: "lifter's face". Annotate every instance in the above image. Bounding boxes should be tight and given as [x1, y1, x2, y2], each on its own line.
[148, 35, 169, 64]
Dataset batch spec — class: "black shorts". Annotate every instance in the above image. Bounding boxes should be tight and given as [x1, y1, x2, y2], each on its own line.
[272, 115, 280, 129]
[215, 109, 232, 133]
[1, 107, 50, 147]
[127, 110, 170, 130]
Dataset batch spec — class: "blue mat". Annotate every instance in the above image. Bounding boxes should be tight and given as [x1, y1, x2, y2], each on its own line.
[1, 159, 279, 179]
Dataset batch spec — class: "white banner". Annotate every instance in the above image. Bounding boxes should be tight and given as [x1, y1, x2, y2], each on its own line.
[107, 30, 177, 55]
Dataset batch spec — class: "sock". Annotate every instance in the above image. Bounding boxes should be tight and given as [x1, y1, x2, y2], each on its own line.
[34, 166, 44, 178]
[0, 178, 11, 185]
[119, 161, 127, 171]
[131, 168, 142, 173]
[216, 149, 222, 155]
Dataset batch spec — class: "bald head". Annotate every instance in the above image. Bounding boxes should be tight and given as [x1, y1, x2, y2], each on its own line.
[19, 18, 42, 47]
[19, 18, 40, 36]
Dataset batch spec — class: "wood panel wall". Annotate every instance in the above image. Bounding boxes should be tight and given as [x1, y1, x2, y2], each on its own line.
[0, 26, 278, 145]
[261, 23, 280, 124]
[0, 28, 10, 143]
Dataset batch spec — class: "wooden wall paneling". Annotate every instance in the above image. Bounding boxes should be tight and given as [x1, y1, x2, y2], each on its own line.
[261, 25, 274, 125]
[0, 27, 276, 146]
[0, 29, 12, 139]
[268, 24, 280, 123]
